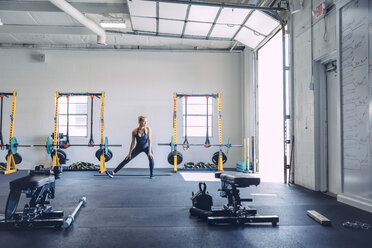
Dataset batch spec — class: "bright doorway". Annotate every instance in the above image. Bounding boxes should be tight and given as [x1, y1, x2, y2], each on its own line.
[257, 32, 284, 182]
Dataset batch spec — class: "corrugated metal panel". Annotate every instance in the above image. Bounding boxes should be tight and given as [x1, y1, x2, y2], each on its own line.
[159, 19, 184, 35]
[159, 2, 188, 20]
[217, 8, 251, 24]
[128, 0, 156, 17]
[210, 24, 240, 39]
[245, 10, 279, 36]
[184, 22, 213, 37]
[188, 5, 220, 22]
[131, 16, 156, 32]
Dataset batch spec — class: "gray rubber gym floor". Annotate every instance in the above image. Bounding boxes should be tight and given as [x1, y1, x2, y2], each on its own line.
[1, 168, 372, 248]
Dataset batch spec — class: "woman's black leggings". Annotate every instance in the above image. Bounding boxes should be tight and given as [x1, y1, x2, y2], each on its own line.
[113, 146, 154, 176]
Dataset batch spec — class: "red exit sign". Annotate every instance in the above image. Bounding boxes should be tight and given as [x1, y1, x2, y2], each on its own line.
[315, 2, 325, 18]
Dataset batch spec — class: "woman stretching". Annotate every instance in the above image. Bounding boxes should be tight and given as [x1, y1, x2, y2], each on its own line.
[106, 116, 154, 178]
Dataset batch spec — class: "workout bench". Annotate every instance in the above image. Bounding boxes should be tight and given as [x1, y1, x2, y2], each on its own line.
[0, 165, 85, 229]
[190, 171, 279, 226]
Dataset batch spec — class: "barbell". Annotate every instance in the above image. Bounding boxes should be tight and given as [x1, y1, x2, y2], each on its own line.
[159, 137, 242, 166]
[1, 137, 31, 165]
[158, 136, 242, 154]
[34, 136, 122, 163]
[34, 137, 121, 154]
[0, 137, 31, 154]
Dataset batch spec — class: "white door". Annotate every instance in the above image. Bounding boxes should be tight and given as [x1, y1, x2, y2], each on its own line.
[326, 62, 341, 194]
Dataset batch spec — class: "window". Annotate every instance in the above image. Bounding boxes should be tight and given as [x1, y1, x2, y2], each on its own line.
[58, 96, 88, 137]
[182, 97, 213, 137]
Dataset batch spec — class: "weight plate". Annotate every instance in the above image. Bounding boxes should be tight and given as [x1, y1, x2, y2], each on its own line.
[167, 151, 183, 165]
[50, 149, 67, 164]
[46, 137, 53, 154]
[212, 151, 227, 165]
[10, 137, 18, 155]
[13, 153, 22, 164]
[107, 149, 113, 162]
[171, 136, 174, 153]
[6, 152, 22, 164]
[58, 150, 67, 164]
[95, 148, 112, 162]
[104, 136, 109, 155]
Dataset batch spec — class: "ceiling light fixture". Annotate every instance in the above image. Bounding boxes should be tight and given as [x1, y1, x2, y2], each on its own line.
[100, 21, 126, 29]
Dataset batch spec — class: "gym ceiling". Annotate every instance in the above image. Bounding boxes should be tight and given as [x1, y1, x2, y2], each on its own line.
[0, 0, 286, 51]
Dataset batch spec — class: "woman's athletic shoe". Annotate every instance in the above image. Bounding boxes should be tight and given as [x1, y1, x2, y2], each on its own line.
[105, 170, 114, 178]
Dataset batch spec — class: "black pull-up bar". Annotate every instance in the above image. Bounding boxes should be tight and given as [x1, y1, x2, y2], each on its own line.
[0, 93, 14, 96]
[58, 93, 102, 97]
[177, 93, 218, 98]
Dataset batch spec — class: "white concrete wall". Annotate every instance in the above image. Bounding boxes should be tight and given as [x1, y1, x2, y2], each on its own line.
[0, 48, 242, 170]
[292, 0, 372, 212]
[312, 7, 337, 61]
[291, 0, 337, 190]
[338, 0, 372, 213]
[292, 0, 315, 188]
